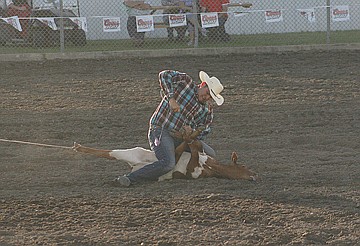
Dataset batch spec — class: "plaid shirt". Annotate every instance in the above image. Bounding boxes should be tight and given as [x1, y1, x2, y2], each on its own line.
[149, 70, 213, 139]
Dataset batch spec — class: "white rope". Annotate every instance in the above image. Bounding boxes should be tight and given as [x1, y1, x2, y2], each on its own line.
[0, 138, 72, 150]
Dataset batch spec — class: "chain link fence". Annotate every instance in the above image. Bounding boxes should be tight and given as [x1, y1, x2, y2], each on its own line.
[0, 0, 359, 54]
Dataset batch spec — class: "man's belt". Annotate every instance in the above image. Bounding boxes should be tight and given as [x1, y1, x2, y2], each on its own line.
[149, 125, 183, 140]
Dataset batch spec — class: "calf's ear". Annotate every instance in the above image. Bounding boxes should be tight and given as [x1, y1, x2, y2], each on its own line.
[231, 152, 238, 164]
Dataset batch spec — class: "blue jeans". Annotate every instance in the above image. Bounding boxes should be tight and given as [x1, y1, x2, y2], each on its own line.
[126, 127, 215, 183]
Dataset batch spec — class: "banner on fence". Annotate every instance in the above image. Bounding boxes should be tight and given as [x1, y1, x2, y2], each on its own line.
[200, 12, 219, 28]
[103, 17, 121, 32]
[168, 14, 187, 27]
[1, 16, 22, 31]
[136, 15, 154, 32]
[298, 8, 316, 23]
[332, 5, 350, 22]
[265, 10, 283, 23]
[37, 18, 57, 30]
[70, 17, 88, 32]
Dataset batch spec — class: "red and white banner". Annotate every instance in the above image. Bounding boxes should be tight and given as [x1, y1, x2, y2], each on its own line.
[265, 10, 283, 23]
[1, 16, 22, 31]
[34, 17, 87, 31]
[332, 5, 350, 22]
[136, 15, 154, 32]
[69, 17, 88, 32]
[103, 17, 121, 32]
[37, 17, 57, 30]
[298, 8, 316, 23]
[200, 12, 219, 28]
[168, 14, 187, 28]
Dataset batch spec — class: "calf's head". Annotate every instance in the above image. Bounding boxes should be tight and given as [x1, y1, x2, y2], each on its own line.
[208, 152, 258, 181]
[228, 152, 258, 181]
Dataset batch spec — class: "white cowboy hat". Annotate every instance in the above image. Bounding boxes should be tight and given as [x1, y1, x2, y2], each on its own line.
[199, 71, 224, 106]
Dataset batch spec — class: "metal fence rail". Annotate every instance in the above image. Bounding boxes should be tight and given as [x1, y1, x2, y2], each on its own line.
[0, 0, 359, 54]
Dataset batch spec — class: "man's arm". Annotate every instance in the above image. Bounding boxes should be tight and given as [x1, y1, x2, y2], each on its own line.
[157, 0, 192, 11]
[159, 70, 177, 99]
[159, 70, 180, 112]
[226, 2, 253, 8]
[222, 0, 230, 12]
[159, 70, 191, 112]
[161, 0, 178, 7]
[159, 70, 191, 99]
[124, 1, 152, 10]
[7, 0, 29, 11]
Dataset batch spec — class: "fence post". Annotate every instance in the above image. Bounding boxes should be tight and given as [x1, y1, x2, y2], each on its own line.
[193, 1, 198, 48]
[326, 0, 331, 44]
[59, 0, 65, 52]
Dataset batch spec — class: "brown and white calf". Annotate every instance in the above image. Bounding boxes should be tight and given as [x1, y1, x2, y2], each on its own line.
[73, 134, 257, 182]
[173, 139, 257, 181]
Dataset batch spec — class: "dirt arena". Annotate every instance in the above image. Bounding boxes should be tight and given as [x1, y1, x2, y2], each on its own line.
[0, 50, 359, 245]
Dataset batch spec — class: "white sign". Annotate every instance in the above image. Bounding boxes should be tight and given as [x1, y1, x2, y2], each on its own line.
[332, 5, 350, 22]
[168, 14, 187, 28]
[69, 17, 88, 32]
[1, 16, 22, 32]
[200, 13, 219, 28]
[136, 15, 154, 32]
[37, 18, 57, 30]
[298, 8, 316, 23]
[103, 17, 121, 32]
[265, 10, 283, 23]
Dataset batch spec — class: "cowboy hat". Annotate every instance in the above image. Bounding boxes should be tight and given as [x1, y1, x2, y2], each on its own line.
[199, 71, 224, 106]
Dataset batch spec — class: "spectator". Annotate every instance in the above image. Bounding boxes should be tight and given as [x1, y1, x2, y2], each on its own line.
[123, 1, 152, 47]
[199, 0, 230, 42]
[161, 0, 187, 42]
[2, 0, 31, 13]
[5, 0, 31, 37]
[181, 0, 197, 46]
[0, 0, 20, 16]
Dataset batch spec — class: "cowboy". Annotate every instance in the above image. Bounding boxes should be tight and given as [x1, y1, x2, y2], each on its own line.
[113, 70, 224, 186]
[0, 0, 29, 17]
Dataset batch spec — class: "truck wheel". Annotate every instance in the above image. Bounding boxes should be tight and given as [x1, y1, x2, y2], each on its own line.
[73, 30, 86, 46]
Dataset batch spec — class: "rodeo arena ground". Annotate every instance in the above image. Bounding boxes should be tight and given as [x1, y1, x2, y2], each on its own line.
[0, 48, 359, 245]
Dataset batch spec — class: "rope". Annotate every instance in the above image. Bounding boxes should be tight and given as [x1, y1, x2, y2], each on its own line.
[0, 138, 73, 150]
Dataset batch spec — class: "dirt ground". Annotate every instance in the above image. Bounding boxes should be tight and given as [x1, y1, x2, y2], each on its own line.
[0, 50, 359, 245]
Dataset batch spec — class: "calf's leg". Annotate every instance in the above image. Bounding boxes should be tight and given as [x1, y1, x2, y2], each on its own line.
[73, 143, 115, 160]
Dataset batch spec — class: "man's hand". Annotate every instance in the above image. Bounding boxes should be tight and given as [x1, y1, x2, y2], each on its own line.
[227, 3, 253, 8]
[241, 3, 253, 8]
[182, 125, 193, 136]
[169, 98, 180, 113]
[124, 1, 152, 10]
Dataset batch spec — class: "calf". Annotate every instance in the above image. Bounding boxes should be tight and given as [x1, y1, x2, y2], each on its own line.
[73, 134, 257, 181]
[179, 140, 257, 181]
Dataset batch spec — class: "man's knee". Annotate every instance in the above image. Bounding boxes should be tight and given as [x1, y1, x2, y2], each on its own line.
[164, 156, 176, 169]
[159, 158, 176, 173]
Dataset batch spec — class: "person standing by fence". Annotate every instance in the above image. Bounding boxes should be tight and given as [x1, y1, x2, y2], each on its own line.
[161, 0, 187, 42]
[123, 0, 152, 47]
[199, 0, 230, 42]
[5, 0, 31, 38]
